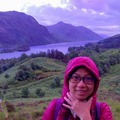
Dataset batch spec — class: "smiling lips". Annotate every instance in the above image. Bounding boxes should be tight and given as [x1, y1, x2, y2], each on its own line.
[76, 90, 87, 95]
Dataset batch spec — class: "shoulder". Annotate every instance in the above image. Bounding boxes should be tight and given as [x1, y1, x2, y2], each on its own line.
[47, 98, 58, 109]
[100, 102, 111, 111]
[99, 102, 113, 120]
[42, 98, 59, 120]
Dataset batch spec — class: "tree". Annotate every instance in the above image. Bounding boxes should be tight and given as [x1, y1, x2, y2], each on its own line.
[15, 65, 36, 81]
[36, 88, 45, 97]
[0, 91, 3, 99]
[30, 63, 40, 70]
[4, 74, 10, 79]
[50, 77, 61, 88]
[19, 53, 28, 61]
[12, 91, 17, 98]
[54, 77, 61, 87]
[50, 81, 56, 88]
[21, 87, 29, 98]
[18, 65, 30, 71]
[2, 65, 7, 71]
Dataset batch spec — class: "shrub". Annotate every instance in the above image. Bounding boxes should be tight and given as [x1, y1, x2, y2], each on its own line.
[54, 77, 60, 87]
[4, 74, 10, 79]
[21, 87, 30, 98]
[14, 65, 36, 81]
[36, 88, 45, 97]
[50, 81, 56, 88]
[5, 101, 15, 112]
[50, 77, 61, 88]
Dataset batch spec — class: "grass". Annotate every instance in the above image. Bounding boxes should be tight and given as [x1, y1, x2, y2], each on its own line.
[97, 64, 120, 120]
[105, 99, 120, 120]
[6, 102, 46, 120]
[0, 57, 66, 84]
[0, 57, 120, 120]
[1, 98, 119, 120]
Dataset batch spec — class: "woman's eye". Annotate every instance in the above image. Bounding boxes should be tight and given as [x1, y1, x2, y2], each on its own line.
[85, 77, 91, 80]
[84, 77, 93, 81]
[74, 76, 79, 79]
[71, 76, 79, 81]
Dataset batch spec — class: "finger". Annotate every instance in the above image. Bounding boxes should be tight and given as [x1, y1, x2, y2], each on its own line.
[64, 96, 72, 105]
[62, 103, 72, 110]
[67, 92, 74, 101]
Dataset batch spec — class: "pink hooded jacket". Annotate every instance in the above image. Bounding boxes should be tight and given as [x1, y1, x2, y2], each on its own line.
[42, 56, 113, 120]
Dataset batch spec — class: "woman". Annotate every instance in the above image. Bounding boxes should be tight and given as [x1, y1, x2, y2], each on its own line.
[42, 56, 113, 120]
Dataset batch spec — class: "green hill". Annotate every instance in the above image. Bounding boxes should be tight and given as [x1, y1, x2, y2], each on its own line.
[0, 57, 120, 120]
[0, 57, 65, 99]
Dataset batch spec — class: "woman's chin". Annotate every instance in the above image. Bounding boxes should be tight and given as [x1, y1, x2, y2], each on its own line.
[75, 95, 86, 101]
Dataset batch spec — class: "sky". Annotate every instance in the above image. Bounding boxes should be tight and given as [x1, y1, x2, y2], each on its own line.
[0, 0, 120, 37]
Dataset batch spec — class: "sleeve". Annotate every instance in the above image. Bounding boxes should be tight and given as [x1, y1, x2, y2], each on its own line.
[100, 102, 113, 120]
[42, 99, 57, 120]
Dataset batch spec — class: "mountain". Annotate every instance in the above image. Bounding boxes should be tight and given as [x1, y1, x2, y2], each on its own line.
[0, 11, 103, 53]
[97, 34, 120, 49]
[0, 11, 59, 49]
[47, 21, 103, 42]
[99, 34, 109, 39]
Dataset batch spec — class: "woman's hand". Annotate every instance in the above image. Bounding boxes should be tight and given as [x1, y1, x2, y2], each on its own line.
[62, 92, 92, 120]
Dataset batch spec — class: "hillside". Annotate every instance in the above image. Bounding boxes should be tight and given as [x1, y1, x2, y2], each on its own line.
[97, 34, 120, 49]
[98, 63, 120, 100]
[0, 57, 65, 98]
[0, 11, 59, 51]
[0, 56, 120, 119]
[0, 56, 120, 100]
[0, 11, 104, 53]
[47, 21, 103, 42]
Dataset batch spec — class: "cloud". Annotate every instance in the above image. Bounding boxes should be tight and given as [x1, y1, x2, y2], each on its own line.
[26, 2, 107, 26]
[1, 0, 118, 36]
[26, 4, 76, 25]
[25, 0, 120, 36]
[69, 0, 107, 12]
[107, 0, 120, 11]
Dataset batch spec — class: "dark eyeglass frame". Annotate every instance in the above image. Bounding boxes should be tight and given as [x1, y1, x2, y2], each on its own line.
[69, 74, 95, 84]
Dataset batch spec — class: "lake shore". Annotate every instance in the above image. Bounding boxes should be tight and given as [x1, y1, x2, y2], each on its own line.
[0, 41, 96, 59]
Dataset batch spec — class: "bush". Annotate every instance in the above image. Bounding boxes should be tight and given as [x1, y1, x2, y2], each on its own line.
[54, 77, 60, 87]
[21, 87, 30, 98]
[5, 101, 15, 112]
[50, 77, 61, 88]
[4, 74, 10, 79]
[36, 88, 45, 97]
[50, 81, 56, 88]
[14, 65, 36, 81]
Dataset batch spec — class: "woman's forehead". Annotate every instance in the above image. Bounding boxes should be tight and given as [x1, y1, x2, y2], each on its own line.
[74, 67, 92, 74]
[70, 66, 94, 77]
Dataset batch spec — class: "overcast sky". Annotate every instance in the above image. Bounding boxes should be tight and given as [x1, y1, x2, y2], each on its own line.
[0, 0, 120, 37]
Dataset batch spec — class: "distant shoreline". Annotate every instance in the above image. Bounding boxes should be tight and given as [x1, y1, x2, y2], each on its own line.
[0, 41, 96, 59]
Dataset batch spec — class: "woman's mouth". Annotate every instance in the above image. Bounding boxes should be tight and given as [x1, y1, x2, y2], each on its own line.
[76, 90, 87, 95]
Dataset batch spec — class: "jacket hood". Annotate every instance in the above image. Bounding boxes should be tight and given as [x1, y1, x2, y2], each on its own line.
[62, 56, 100, 98]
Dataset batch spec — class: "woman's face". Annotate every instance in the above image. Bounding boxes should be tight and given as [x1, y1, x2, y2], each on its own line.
[68, 67, 95, 101]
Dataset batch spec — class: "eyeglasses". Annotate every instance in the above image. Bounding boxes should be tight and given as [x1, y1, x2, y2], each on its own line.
[70, 74, 95, 84]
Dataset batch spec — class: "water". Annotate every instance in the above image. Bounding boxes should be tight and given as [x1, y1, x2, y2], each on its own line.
[0, 41, 94, 59]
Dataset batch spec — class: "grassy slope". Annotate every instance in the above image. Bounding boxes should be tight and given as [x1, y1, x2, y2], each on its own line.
[0, 57, 120, 119]
[0, 57, 65, 83]
[97, 64, 120, 120]
[0, 57, 65, 99]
